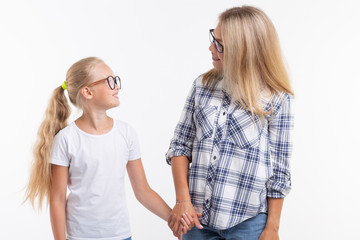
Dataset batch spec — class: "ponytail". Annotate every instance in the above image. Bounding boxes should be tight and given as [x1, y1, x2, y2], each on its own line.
[24, 56, 103, 209]
[24, 86, 70, 210]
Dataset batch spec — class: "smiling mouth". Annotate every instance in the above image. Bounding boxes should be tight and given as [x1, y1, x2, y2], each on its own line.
[212, 57, 220, 61]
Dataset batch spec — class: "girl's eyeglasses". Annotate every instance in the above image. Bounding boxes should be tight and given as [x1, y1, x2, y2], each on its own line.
[209, 29, 224, 53]
[87, 76, 121, 90]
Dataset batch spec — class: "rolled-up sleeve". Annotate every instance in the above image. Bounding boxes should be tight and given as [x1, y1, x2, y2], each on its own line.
[166, 81, 197, 165]
[266, 93, 294, 198]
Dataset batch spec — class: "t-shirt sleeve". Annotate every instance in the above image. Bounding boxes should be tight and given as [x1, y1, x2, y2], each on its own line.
[126, 124, 141, 161]
[51, 131, 70, 167]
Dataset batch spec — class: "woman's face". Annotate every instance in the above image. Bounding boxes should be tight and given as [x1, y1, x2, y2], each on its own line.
[209, 25, 224, 69]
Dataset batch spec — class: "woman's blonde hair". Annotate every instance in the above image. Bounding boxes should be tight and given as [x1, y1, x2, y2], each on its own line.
[24, 57, 103, 209]
[203, 6, 293, 117]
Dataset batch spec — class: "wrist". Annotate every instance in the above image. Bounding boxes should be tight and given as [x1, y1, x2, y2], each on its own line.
[265, 218, 280, 232]
[176, 199, 191, 204]
[175, 193, 191, 202]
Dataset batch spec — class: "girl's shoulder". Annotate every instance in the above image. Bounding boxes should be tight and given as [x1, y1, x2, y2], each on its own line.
[113, 119, 138, 137]
[52, 122, 77, 148]
[55, 122, 77, 139]
[113, 119, 132, 130]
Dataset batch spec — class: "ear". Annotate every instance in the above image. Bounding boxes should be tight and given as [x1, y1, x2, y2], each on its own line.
[81, 86, 93, 100]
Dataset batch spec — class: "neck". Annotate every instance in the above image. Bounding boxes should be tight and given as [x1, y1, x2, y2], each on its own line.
[75, 109, 113, 135]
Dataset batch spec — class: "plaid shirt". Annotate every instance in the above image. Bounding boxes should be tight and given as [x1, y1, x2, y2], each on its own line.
[166, 75, 294, 230]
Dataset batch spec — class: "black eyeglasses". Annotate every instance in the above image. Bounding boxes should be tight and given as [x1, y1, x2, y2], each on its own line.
[87, 76, 121, 90]
[209, 29, 224, 53]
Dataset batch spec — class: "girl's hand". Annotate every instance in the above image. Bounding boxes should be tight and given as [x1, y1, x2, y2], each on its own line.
[180, 212, 193, 231]
[180, 212, 202, 235]
[168, 201, 203, 238]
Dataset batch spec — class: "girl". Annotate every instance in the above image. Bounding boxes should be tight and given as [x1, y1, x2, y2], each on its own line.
[24, 57, 188, 240]
[167, 6, 294, 240]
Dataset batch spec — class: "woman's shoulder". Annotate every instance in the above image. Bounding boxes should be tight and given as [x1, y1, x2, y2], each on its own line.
[187, 74, 205, 88]
[272, 92, 293, 107]
[264, 92, 293, 118]
[194, 74, 204, 83]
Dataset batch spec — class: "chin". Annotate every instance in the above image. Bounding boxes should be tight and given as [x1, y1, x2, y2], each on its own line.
[213, 63, 223, 69]
[212, 59, 223, 69]
[108, 102, 120, 109]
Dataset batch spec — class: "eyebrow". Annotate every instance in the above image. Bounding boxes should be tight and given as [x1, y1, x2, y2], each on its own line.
[211, 29, 223, 43]
[215, 37, 223, 44]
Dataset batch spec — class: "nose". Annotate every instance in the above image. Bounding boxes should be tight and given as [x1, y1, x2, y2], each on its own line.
[209, 42, 215, 52]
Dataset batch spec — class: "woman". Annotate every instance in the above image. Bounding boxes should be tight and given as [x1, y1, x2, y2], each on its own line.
[166, 6, 294, 240]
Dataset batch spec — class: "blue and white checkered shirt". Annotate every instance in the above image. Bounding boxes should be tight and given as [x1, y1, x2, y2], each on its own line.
[166, 75, 294, 230]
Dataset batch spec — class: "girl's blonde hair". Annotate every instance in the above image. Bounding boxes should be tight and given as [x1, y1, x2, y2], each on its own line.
[203, 6, 293, 117]
[24, 57, 103, 209]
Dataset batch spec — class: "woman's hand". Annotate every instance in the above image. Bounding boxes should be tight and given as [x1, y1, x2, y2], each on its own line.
[259, 198, 283, 240]
[169, 156, 203, 239]
[168, 201, 202, 238]
[258, 226, 279, 240]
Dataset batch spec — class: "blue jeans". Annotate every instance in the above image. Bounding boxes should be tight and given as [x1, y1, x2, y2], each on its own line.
[183, 213, 267, 240]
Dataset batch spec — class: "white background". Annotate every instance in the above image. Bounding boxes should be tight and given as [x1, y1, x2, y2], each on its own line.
[0, 0, 359, 239]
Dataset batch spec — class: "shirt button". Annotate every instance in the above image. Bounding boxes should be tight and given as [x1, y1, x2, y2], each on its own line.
[223, 112, 226, 115]
[213, 156, 217, 160]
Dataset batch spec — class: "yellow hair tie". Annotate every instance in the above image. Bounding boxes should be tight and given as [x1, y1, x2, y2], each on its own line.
[61, 81, 67, 90]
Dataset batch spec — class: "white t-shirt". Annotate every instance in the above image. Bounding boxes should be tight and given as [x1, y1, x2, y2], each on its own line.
[51, 119, 141, 240]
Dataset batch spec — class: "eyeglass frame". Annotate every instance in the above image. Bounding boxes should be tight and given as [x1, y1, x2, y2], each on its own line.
[87, 76, 121, 90]
[209, 29, 224, 53]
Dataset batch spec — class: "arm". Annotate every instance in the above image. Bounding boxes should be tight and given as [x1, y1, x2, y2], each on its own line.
[259, 198, 283, 240]
[165, 80, 202, 237]
[261, 94, 294, 239]
[127, 158, 171, 222]
[172, 156, 190, 203]
[168, 156, 202, 236]
[50, 165, 68, 240]
[266, 93, 294, 198]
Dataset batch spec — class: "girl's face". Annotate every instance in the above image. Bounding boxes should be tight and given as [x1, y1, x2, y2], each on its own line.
[209, 25, 224, 69]
[88, 62, 120, 110]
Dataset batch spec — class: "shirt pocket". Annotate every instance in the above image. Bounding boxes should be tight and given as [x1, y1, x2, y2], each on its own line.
[193, 104, 218, 141]
[228, 109, 262, 149]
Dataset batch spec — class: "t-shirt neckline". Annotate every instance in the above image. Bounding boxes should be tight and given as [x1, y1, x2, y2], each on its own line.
[73, 118, 116, 137]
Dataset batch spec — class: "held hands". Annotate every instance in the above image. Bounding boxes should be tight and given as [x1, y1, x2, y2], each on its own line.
[168, 200, 203, 239]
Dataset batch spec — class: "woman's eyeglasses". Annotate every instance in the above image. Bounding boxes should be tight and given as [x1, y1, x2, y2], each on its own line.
[209, 29, 224, 53]
[87, 76, 121, 90]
